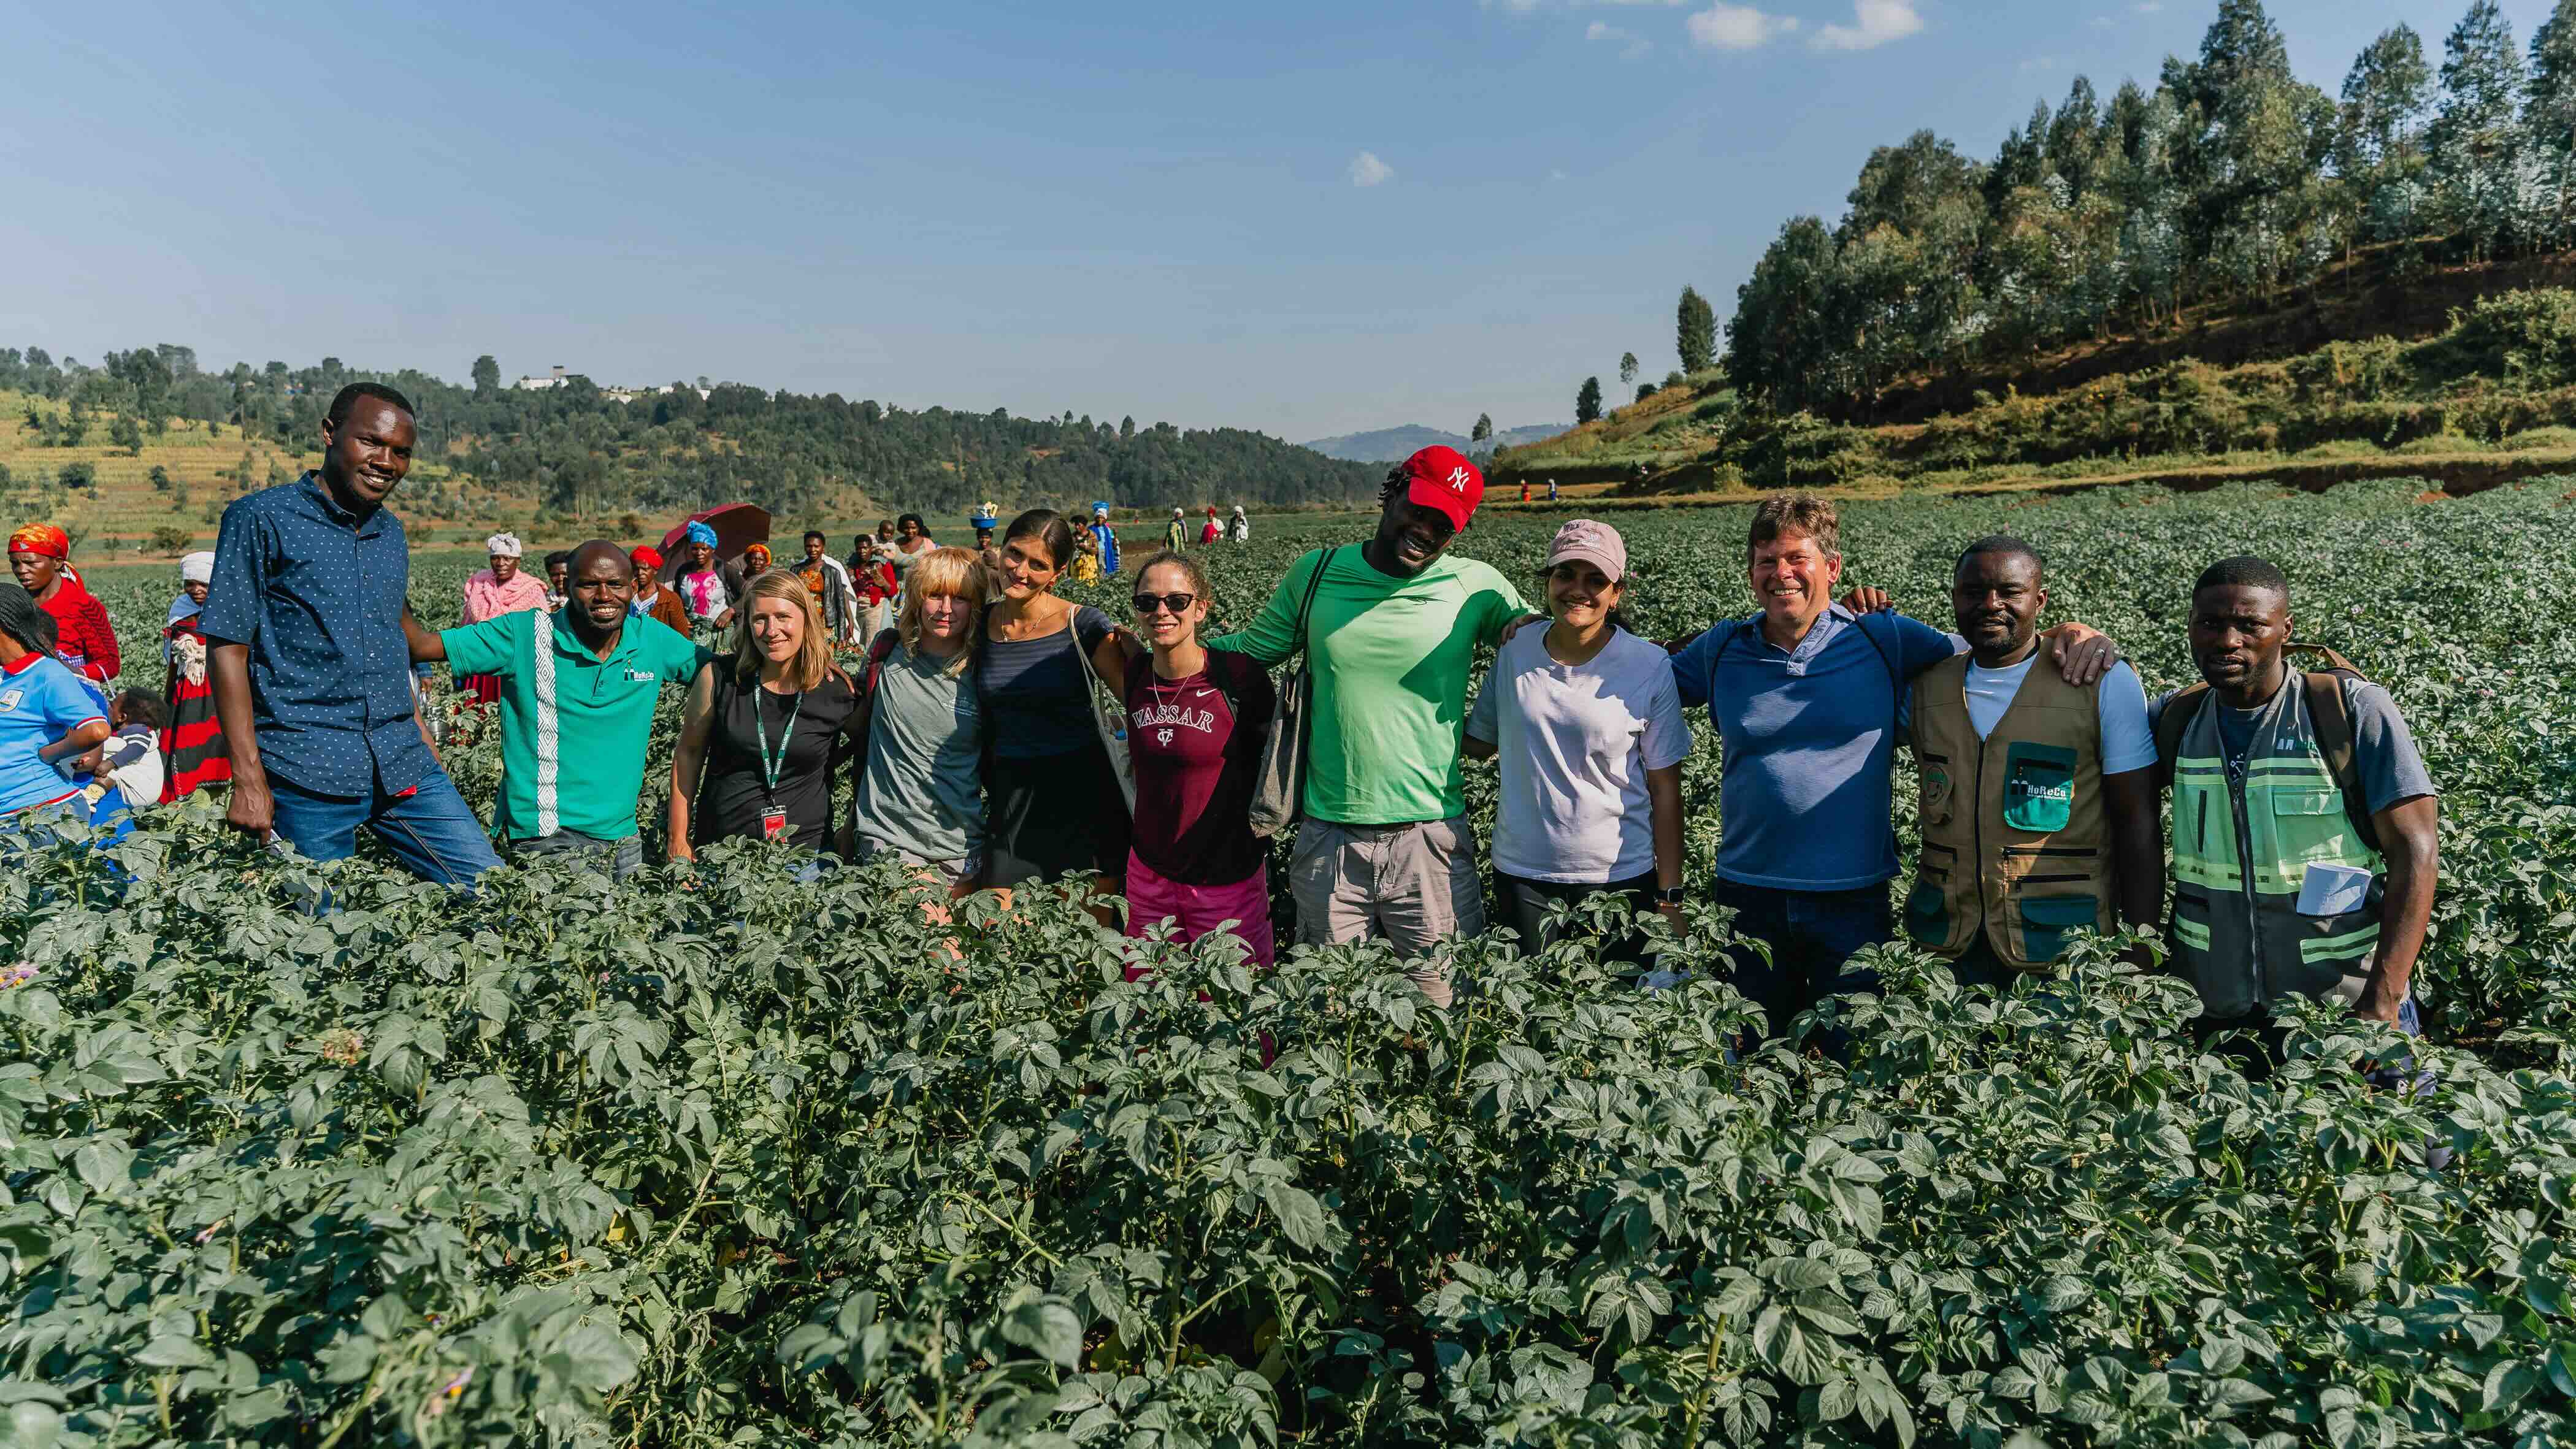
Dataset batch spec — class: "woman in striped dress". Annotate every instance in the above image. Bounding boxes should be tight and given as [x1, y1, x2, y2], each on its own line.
[160, 551, 230, 802]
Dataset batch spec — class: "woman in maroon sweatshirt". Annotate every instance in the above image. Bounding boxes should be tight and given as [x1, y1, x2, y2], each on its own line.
[1121, 549, 1278, 971]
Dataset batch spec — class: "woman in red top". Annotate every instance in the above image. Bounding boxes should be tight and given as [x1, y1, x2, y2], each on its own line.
[1121, 549, 1278, 970]
[7, 524, 118, 683]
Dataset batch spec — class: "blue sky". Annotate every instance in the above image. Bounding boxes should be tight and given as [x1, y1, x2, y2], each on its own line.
[0, 0, 2553, 442]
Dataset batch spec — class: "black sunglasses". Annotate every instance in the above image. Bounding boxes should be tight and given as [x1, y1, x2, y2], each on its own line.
[1131, 592, 1197, 615]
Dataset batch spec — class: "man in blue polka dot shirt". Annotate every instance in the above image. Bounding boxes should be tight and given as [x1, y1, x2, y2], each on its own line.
[201, 383, 502, 883]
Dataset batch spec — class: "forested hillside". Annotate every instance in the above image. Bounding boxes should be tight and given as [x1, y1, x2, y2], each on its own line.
[1725, 0, 2576, 421]
[1498, 0, 2576, 500]
[0, 346, 1379, 522]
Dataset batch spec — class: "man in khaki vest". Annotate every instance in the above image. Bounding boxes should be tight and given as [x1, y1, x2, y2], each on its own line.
[1903, 537, 2164, 984]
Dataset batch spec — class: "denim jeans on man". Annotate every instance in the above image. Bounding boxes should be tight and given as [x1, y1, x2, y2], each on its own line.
[1710, 878, 1892, 1053]
[266, 766, 500, 884]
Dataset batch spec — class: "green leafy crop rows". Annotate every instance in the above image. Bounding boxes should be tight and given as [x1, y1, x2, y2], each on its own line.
[7, 478, 2576, 1445]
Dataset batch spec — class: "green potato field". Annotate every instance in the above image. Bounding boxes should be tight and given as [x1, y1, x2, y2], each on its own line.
[8, 478, 2576, 1446]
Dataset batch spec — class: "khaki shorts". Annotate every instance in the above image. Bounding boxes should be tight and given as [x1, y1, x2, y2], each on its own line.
[1289, 814, 1482, 1007]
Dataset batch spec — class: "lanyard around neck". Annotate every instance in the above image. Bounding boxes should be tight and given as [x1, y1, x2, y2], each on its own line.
[753, 686, 803, 796]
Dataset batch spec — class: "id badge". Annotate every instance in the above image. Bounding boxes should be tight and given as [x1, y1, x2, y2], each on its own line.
[761, 809, 788, 841]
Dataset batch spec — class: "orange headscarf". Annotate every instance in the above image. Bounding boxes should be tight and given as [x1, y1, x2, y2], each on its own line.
[7, 524, 67, 559]
[743, 543, 772, 572]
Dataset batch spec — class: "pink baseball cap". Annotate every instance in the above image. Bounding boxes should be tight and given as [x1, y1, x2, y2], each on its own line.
[1400, 446, 1486, 530]
[1543, 519, 1628, 582]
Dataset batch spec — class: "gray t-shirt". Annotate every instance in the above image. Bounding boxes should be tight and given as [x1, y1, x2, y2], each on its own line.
[1466, 628, 1691, 883]
[2149, 676, 2437, 814]
[854, 643, 984, 863]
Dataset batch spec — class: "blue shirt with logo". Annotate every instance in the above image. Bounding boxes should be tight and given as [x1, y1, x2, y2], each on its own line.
[0, 653, 106, 815]
[1668, 604, 1959, 892]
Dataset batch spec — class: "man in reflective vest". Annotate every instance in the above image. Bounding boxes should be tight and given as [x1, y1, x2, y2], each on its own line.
[1903, 537, 2163, 983]
[2150, 556, 2440, 1058]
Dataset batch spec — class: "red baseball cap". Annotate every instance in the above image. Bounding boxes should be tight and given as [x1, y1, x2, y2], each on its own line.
[1400, 445, 1485, 530]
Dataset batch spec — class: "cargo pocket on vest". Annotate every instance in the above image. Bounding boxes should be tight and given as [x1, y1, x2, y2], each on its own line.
[1904, 881, 1948, 946]
[1917, 755, 1953, 828]
[2002, 742, 2077, 833]
[2017, 895, 2097, 965]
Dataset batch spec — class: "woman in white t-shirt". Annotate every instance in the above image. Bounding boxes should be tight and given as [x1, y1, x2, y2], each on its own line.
[1465, 519, 1690, 960]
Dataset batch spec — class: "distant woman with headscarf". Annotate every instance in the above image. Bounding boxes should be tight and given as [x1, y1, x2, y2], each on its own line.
[677, 521, 745, 632]
[7, 524, 117, 684]
[455, 532, 549, 707]
[161, 551, 231, 803]
[628, 546, 692, 636]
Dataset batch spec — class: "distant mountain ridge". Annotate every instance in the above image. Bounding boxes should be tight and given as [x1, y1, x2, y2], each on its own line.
[1300, 422, 1566, 464]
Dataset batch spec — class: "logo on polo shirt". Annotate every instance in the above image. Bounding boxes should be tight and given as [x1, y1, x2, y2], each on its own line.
[0, 688, 19, 715]
[624, 669, 657, 683]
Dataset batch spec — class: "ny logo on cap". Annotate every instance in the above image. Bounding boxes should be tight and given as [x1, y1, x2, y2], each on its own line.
[1443, 467, 1473, 491]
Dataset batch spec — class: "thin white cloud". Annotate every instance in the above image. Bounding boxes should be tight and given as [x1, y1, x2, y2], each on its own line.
[2134, 1, 2162, 11]
[1347, 151, 1395, 188]
[1686, 2, 1796, 50]
[1478, 0, 1546, 10]
[1814, 0, 1923, 50]
[1585, 20, 1652, 56]
[2018, 55, 2058, 73]
[1548, 167, 1570, 182]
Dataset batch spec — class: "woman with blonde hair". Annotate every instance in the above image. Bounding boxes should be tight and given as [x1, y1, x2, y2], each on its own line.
[669, 570, 859, 859]
[846, 546, 989, 889]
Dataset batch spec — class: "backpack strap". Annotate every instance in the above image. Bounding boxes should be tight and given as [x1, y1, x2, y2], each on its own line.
[1292, 546, 1337, 657]
[2152, 683, 2210, 793]
[2285, 641, 2379, 852]
[2300, 668, 2382, 855]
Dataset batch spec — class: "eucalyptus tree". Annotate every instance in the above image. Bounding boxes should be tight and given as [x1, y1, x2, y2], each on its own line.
[2428, 0, 2534, 259]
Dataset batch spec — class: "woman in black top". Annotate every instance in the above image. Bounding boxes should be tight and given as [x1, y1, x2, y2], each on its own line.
[668, 570, 858, 858]
[980, 508, 1142, 895]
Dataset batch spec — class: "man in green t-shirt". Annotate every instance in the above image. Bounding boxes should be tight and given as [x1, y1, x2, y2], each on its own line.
[1209, 446, 1524, 1006]
[403, 539, 707, 878]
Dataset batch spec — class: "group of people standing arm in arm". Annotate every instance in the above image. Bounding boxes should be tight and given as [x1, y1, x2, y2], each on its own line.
[28, 385, 2440, 1088]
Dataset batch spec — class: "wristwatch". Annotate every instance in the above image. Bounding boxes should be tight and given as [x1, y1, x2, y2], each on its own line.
[1655, 885, 1689, 906]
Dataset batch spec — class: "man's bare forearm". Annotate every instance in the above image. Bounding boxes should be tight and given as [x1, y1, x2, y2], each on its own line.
[2103, 770, 2164, 931]
[2359, 797, 2440, 1015]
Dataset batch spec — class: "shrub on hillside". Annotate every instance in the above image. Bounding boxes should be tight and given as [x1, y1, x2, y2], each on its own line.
[148, 526, 192, 553]
[2429, 289, 2576, 391]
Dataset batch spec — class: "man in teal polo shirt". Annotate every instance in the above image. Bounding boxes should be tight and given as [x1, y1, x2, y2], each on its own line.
[403, 539, 704, 877]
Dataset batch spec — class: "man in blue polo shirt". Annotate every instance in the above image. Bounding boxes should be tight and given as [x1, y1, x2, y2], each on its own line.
[1667, 494, 2116, 1050]
[403, 540, 705, 878]
[202, 384, 500, 883]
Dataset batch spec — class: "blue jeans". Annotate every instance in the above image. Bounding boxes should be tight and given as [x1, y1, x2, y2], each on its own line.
[1710, 878, 1892, 1055]
[266, 767, 500, 885]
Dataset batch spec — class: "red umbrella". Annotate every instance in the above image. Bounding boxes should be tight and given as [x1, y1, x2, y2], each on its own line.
[659, 503, 772, 583]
